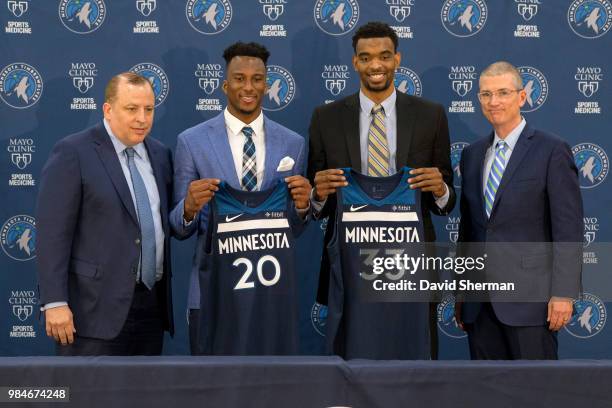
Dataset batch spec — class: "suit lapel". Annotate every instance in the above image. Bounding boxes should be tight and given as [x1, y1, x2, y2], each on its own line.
[343, 94, 361, 172]
[395, 92, 416, 169]
[489, 125, 535, 219]
[261, 117, 287, 190]
[144, 138, 168, 232]
[93, 124, 139, 226]
[208, 113, 241, 187]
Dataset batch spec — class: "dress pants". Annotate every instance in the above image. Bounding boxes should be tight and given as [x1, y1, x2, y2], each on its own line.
[56, 282, 164, 356]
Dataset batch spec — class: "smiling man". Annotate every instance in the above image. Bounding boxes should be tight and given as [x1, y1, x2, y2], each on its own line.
[36, 73, 174, 355]
[170, 42, 310, 354]
[455, 61, 583, 360]
[307, 21, 455, 359]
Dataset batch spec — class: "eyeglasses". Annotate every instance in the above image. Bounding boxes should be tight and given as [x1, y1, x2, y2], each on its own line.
[477, 89, 522, 102]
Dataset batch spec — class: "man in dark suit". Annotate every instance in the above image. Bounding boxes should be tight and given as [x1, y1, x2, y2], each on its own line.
[308, 22, 455, 358]
[36, 72, 174, 355]
[455, 61, 583, 359]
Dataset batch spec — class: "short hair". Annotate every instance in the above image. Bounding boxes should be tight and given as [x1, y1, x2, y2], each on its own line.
[480, 61, 523, 89]
[104, 72, 153, 103]
[352, 21, 399, 54]
[222, 42, 270, 66]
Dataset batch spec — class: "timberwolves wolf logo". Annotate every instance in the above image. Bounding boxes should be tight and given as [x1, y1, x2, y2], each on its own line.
[437, 296, 467, 338]
[129, 63, 169, 107]
[263, 65, 295, 111]
[311, 302, 328, 336]
[441, 0, 488, 37]
[451, 142, 469, 188]
[568, 0, 612, 38]
[572, 143, 609, 189]
[314, 0, 360, 36]
[518, 66, 548, 112]
[136, 0, 156, 17]
[59, 0, 106, 34]
[565, 293, 606, 338]
[7, 0, 28, 17]
[1, 215, 36, 261]
[0, 63, 43, 109]
[186, 0, 233, 35]
[394, 67, 422, 97]
[516, 0, 540, 21]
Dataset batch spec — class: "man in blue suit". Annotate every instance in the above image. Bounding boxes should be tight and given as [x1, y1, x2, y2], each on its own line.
[455, 62, 583, 359]
[170, 42, 311, 354]
[36, 73, 174, 355]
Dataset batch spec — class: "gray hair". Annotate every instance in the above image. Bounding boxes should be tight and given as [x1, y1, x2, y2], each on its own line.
[479, 61, 523, 89]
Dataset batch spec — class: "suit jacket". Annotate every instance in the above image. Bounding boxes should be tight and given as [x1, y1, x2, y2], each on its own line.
[458, 124, 583, 326]
[308, 91, 456, 243]
[36, 123, 174, 340]
[169, 112, 306, 309]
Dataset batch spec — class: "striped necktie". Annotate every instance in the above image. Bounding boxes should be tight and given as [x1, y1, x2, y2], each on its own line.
[241, 126, 257, 191]
[367, 104, 390, 177]
[484, 140, 508, 218]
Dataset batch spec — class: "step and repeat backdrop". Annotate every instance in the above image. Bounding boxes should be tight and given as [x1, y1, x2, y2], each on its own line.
[1, 0, 610, 358]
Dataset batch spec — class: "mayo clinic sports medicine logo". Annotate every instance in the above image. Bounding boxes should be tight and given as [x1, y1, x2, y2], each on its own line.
[1, 215, 36, 261]
[441, 0, 488, 38]
[568, 0, 612, 39]
[583, 215, 599, 265]
[195, 63, 224, 112]
[59, 0, 106, 34]
[69, 62, 98, 110]
[7, 0, 28, 17]
[575, 66, 603, 115]
[572, 143, 609, 189]
[322, 64, 349, 101]
[451, 142, 469, 188]
[259, 0, 287, 37]
[448, 66, 476, 113]
[387, 0, 414, 39]
[394, 67, 422, 97]
[7, 138, 36, 188]
[6, 0, 32, 35]
[445, 216, 460, 243]
[514, 0, 541, 38]
[565, 293, 606, 338]
[314, 0, 360, 36]
[311, 302, 328, 336]
[186, 0, 232, 35]
[263, 65, 295, 111]
[134, 0, 160, 34]
[9, 290, 37, 338]
[129, 63, 169, 107]
[437, 296, 466, 338]
[0, 63, 42, 109]
[518, 66, 548, 112]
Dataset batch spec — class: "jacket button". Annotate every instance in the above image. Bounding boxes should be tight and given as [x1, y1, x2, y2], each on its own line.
[135, 238, 141, 245]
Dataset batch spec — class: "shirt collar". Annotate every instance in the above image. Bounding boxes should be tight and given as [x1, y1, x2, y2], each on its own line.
[359, 89, 396, 117]
[103, 119, 147, 159]
[224, 108, 264, 137]
[493, 117, 526, 152]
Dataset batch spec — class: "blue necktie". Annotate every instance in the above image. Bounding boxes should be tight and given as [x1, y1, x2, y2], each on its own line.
[241, 126, 257, 191]
[484, 141, 508, 218]
[125, 148, 156, 289]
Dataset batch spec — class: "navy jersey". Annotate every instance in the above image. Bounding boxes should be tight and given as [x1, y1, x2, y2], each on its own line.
[199, 181, 299, 355]
[326, 167, 430, 359]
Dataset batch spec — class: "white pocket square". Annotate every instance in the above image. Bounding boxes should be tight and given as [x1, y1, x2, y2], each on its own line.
[276, 156, 295, 172]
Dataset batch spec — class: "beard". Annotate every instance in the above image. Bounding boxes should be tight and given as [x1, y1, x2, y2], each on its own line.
[362, 76, 394, 93]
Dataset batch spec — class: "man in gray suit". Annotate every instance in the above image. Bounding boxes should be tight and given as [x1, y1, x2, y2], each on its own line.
[170, 42, 310, 354]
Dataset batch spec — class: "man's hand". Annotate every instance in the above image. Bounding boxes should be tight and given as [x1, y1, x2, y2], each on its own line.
[285, 175, 312, 210]
[183, 178, 221, 222]
[45, 305, 76, 345]
[547, 296, 574, 331]
[408, 168, 446, 198]
[313, 169, 347, 201]
[454, 301, 465, 331]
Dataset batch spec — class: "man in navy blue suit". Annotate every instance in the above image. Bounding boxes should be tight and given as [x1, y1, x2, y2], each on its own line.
[455, 62, 583, 359]
[36, 73, 174, 355]
[170, 42, 311, 354]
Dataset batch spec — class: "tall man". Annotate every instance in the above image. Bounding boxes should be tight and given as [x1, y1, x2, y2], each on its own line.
[37, 73, 174, 355]
[170, 42, 310, 354]
[308, 22, 455, 358]
[455, 61, 583, 359]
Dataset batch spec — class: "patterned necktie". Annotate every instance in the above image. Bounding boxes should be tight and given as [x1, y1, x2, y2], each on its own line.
[241, 126, 257, 191]
[484, 141, 508, 218]
[125, 148, 156, 289]
[367, 104, 390, 177]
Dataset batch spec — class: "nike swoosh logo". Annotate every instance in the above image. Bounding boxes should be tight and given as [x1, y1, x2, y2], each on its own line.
[350, 204, 368, 212]
[225, 214, 243, 222]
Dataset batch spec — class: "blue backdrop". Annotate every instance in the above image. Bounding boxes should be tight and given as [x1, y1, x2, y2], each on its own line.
[1, 0, 610, 358]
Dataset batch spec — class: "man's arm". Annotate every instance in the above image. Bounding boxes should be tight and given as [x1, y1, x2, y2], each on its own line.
[36, 140, 81, 344]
